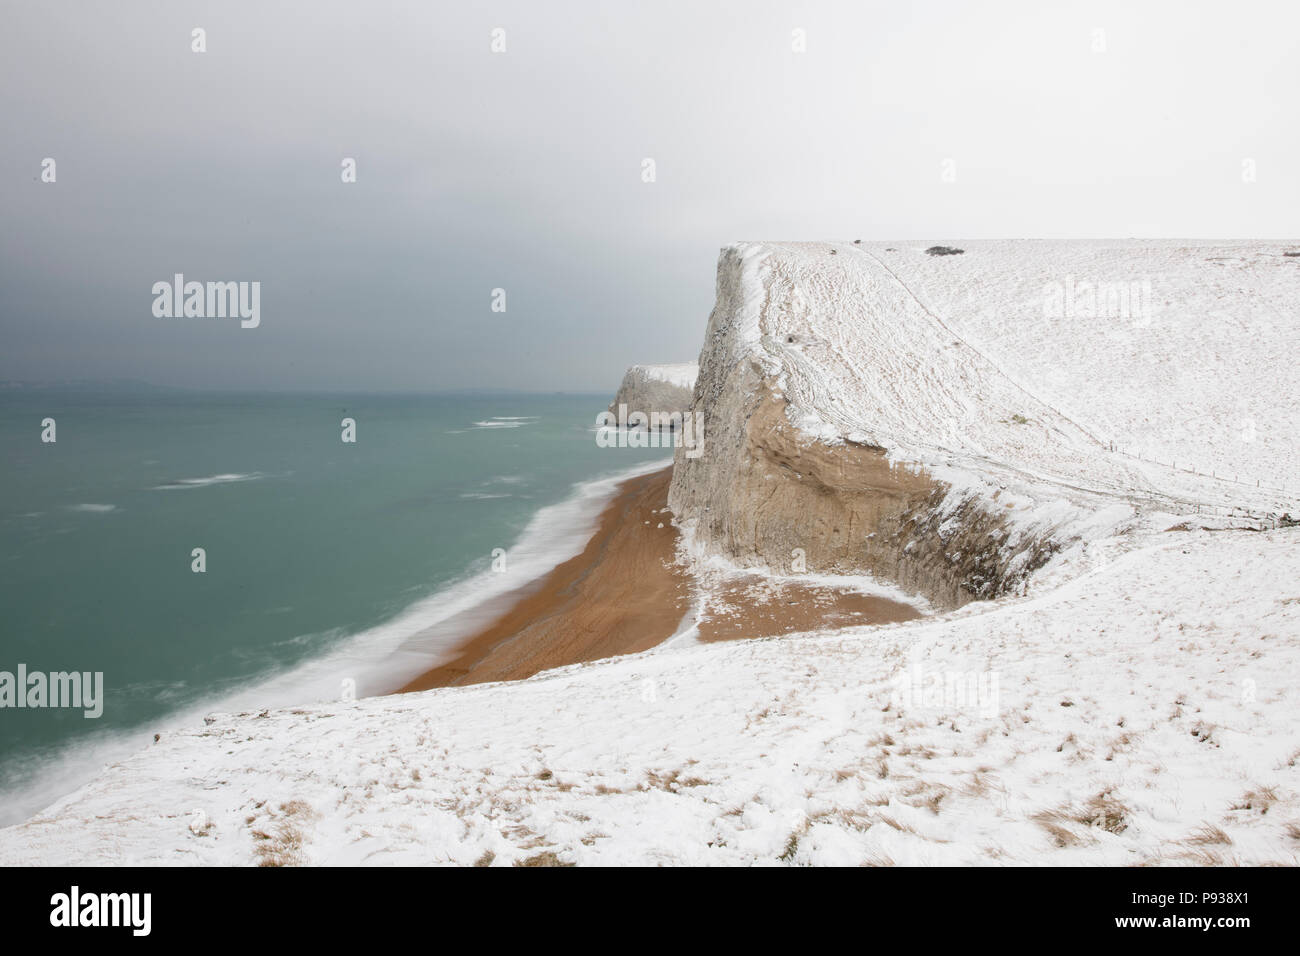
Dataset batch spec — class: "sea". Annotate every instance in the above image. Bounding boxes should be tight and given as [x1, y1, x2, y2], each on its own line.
[0, 388, 672, 825]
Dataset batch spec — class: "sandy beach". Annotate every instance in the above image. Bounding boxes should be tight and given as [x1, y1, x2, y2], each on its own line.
[399, 464, 921, 691]
[399, 466, 689, 690]
[695, 574, 921, 641]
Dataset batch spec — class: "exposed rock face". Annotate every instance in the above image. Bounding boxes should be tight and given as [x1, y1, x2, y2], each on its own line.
[606, 363, 698, 421]
[668, 245, 1063, 609]
[671, 372, 1056, 609]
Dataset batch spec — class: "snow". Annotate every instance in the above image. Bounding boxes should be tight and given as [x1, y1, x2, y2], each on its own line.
[2, 528, 1297, 866]
[632, 363, 698, 390]
[1, 239, 1296, 866]
[739, 241, 1299, 520]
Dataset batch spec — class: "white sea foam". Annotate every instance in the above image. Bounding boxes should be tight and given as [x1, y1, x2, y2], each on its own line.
[68, 504, 117, 513]
[470, 416, 539, 429]
[151, 472, 264, 490]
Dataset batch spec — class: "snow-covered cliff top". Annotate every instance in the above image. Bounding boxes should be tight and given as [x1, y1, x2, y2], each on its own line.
[607, 363, 698, 417]
[715, 240, 1299, 517]
[630, 363, 698, 390]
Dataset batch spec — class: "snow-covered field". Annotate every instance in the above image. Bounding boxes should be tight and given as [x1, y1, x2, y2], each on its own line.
[2, 527, 1296, 866]
[1, 240, 1296, 866]
[740, 240, 1299, 518]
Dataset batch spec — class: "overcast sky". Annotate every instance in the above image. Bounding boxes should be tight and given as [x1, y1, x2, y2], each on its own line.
[2, 0, 1297, 392]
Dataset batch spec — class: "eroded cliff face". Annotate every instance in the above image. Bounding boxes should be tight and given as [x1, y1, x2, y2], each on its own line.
[670, 377, 1059, 608]
[668, 245, 1063, 610]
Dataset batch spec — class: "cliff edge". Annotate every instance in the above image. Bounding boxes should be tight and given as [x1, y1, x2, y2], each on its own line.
[669, 241, 1299, 608]
[607, 363, 698, 420]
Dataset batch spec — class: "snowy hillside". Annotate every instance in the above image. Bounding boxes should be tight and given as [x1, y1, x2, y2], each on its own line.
[1, 527, 1297, 866]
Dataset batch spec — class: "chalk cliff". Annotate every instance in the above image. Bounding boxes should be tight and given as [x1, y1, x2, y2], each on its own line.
[606, 363, 698, 421]
[669, 241, 1297, 608]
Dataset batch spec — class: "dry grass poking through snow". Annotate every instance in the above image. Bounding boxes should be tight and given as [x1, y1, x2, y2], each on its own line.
[249, 800, 316, 867]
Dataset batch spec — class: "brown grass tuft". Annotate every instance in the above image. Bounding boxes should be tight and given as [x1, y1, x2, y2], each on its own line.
[514, 851, 574, 867]
[1187, 823, 1232, 846]
[1229, 786, 1277, 815]
[251, 801, 316, 867]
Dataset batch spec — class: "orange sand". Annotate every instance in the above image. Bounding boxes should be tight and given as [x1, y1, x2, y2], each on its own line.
[398, 465, 921, 692]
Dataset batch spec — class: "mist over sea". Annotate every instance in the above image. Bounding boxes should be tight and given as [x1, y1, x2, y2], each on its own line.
[0, 389, 671, 823]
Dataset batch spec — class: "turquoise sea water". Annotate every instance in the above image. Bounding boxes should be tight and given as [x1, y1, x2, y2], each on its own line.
[0, 389, 672, 823]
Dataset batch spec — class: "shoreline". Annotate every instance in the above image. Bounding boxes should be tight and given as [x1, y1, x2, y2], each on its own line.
[398, 466, 688, 690]
[398, 465, 923, 693]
